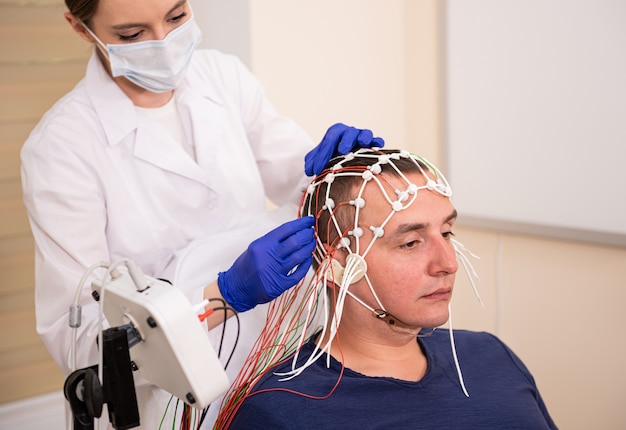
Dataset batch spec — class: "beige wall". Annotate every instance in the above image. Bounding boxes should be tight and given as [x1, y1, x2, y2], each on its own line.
[249, 0, 410, 151]
[248, 1, 626, 429]
[3, 1, 625, 429]
[0, 0, 87, 404]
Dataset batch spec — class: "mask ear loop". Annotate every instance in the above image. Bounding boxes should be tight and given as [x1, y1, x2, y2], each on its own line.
[79, 21, 111, 61]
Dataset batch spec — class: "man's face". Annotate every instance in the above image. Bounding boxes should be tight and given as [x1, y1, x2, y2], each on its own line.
[349, 171, 459, 330]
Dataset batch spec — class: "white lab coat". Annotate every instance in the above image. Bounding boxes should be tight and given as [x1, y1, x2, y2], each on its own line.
[21, 49, 313, 429]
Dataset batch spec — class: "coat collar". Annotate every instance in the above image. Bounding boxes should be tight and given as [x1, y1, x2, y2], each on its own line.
[84, 52, 136, 148]
[82, 51, 221, 186]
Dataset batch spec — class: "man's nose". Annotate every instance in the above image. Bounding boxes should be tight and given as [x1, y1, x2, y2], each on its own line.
[431, 239, 458, 275]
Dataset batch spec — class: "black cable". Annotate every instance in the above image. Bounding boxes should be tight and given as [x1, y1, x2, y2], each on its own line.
[197, 301, 240, 429]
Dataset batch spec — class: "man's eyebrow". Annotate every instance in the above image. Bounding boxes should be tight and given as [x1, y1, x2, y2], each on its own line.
[390, 209, 458, 237]
[446, 209, 458, 224]
[111, 0, 187, 30]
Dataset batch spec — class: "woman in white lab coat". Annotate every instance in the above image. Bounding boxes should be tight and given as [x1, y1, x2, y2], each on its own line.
[20, 0, 383, 428]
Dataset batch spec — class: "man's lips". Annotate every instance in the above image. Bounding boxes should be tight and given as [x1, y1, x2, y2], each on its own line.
[421, 288, 452, 300]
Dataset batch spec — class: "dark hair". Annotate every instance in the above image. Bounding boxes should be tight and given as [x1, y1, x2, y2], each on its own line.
[65, 0, 99, 25]
[301, 149, 429, 266]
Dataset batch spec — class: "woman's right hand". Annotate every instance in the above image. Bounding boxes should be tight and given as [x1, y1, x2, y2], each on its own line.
[216, 216, 316, 312]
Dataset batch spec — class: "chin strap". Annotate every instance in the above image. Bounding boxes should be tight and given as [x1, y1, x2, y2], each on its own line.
[372, 309, 412, 329]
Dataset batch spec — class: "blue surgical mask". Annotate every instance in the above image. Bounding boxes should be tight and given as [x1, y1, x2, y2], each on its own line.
[83, 16, 202, 93]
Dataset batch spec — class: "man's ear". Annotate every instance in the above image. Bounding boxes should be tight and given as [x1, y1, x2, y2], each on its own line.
[321, 243, 344, 288]
[64, 11, 96, 44]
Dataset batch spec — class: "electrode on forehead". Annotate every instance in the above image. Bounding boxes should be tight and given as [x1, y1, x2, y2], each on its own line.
[396, 189, 410, 203]
[370, 226, 384, 238]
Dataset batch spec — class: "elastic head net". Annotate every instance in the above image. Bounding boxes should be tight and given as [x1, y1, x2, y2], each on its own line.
[286, 149, 468, 377]
[302, 149, 458, 326]
[280, 149, 477, 385]
[301, 148, 452, 282]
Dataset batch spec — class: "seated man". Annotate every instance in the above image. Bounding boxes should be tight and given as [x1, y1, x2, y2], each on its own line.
[216, 148, 557, 429]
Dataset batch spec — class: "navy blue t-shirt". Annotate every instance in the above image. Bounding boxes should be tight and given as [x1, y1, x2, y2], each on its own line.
[227, 329, 557, 429]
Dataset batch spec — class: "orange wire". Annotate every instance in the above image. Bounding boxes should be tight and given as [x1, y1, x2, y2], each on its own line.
[197, 308, 214, 322]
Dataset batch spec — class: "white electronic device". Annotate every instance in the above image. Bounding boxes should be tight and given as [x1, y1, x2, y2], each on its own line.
[91, 264, 230, 409]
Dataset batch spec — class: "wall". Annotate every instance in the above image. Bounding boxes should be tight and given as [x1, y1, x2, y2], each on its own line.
[0, 0, 85, 405]
[450, 227, 626, 430]
[444, 0, 626, 247]
[249, 0, 410, 150]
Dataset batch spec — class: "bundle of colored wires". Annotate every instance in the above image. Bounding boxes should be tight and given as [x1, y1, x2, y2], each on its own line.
[214, 266, 327, 429]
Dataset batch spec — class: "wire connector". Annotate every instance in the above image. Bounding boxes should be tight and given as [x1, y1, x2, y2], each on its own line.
[69, 304, 81, 328]
[126, 260, 149, 292]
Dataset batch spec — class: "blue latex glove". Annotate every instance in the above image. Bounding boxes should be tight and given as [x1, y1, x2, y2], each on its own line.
[217, 216, 316, 312]
[305, 123, 385, 176]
